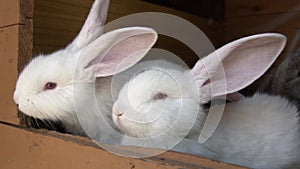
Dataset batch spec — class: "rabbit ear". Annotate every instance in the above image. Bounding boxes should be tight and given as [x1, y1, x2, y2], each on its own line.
[226, 92, 245, 102]
[191, 33, 286, 102]
[68, 0, 110, 50]
[79, 27, 158, 77]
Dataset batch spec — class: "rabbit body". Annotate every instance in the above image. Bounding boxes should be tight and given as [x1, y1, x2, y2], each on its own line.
[112, 33, 300, 168]
[115, 60, 300, 168]
[175, 94, 300, 169]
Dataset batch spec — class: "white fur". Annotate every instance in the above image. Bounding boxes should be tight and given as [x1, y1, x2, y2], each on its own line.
[113, 62, 300, 169]
[112, 34, 300, 168]
[191, 94, 300, 169]
[113, 60, 205, 148]
[13, 0, 158, 140]
[15, 51, 77, 121]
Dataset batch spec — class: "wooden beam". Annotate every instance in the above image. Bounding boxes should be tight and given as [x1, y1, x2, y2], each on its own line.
[226, 0, 300, 18]
[0, 0, 33, 124]
[0, 26, 19, 124]
[0, 0, 19, 27]
[143, 0, 225, 21]
[0, 123, 247, 169]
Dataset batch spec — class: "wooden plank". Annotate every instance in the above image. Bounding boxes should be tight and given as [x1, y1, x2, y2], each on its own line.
[226, 0, 300, 18]
[0, 0, 19, 27]
[17, 0, 34, 125]
[224, 12, 300, 50]
[33, 0, 94, 55]
[0, 0, 33, 124]
[0, 0, 34, 27]
[0, 26, 19, 124]
[143, 0, 225, 21]
[18, 0, 34, 72]
[19, 0, 34, 24]
[107, 0, 223, 47]
[0, 123, 247, 169]
[14, 19, 33, 125]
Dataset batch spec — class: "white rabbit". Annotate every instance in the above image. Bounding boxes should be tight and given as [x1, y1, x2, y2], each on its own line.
[112, 33, 300, 168]
[13, 0, 158, 142]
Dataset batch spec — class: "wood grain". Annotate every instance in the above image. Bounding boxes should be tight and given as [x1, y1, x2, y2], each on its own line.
[0, 0, 19, 27]
[33, 0, 94, 55]
[142, 0, 225, 21]
[18, 0, 34, 72]
[0, 123, 248, 169]
[0, 0, 33, 124]
[0, 26, 19, 124]
[226, 0, 300, 18]
[108, 0, 223, 47]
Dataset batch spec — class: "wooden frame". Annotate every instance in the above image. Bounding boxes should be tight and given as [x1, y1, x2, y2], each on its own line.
[0, 0, 246, 169]
[3, 0, 299, 168]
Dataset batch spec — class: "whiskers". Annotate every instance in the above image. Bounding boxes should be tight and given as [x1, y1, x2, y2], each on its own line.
[18, 111, 66, 133]
[17, 90, 73, 134]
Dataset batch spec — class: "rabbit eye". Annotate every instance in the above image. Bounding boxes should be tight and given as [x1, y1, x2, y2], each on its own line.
[152, 92, 168, 100]
[44, 82, 57, 90]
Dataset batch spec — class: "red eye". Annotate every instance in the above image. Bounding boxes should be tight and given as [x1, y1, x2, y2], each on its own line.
[152, 92, 168, 100]
[44, 82, 57, 90]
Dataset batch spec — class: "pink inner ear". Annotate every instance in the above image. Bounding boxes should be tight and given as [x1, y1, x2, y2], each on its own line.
[93, 33, 157, 77]
[216, 41, 282, 95]
[192, 33, 286, 99]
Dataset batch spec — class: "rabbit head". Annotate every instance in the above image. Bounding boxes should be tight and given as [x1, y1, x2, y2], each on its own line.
[13, 0, 158, 135]
[113, 60, 201, 140]
[112, 33, 286, 147]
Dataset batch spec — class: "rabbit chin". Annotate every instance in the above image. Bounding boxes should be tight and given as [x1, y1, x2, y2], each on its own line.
[19, 106, 85, 136]
[17, 97, 87, 135]
[112, 115, 144, 138]
[113, 115, 162, 138]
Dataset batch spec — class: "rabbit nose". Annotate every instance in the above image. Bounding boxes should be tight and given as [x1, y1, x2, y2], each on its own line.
[113, 105, 123, 117]
[114, 109, 123, 117]
[115, 111, 123, 117]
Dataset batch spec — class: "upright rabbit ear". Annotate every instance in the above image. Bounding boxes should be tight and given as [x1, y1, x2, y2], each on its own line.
[78, 27, 158, 77]
[67, 0, 110, 50]
[191, 33, 287, 102]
